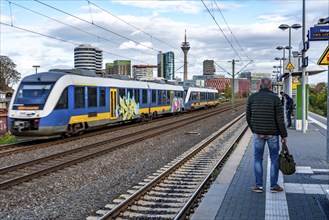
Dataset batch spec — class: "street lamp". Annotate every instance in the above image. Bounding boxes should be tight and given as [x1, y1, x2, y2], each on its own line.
[278, 23, 302, 97]
[274, 57, 286, 82]
[32, 65, 40, 74]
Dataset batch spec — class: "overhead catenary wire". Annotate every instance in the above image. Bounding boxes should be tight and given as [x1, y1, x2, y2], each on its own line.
[213, 0, 252, 62]
[201, 0, 242, 61]
[0, 22, 149, 64]
[34, 0, 157, 52]
[5, 0, 156, 58]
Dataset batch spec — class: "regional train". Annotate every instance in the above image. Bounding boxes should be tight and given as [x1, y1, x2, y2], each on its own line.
[8, 69, 219, 138]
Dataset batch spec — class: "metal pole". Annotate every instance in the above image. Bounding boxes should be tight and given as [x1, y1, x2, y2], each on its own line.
[288, 27, 292, 97]
[232, 59, 235, 111]
[301, 0, 306, 133]
[327, 65, 329, 163]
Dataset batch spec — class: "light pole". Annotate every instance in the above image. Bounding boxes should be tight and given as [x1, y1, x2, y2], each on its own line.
[32, 65, 40, 74]
[275, 57, 286, 82]
[278, 24, 302, 97]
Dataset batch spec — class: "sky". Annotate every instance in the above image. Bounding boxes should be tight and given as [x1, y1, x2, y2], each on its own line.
[1, 0, 329, 89]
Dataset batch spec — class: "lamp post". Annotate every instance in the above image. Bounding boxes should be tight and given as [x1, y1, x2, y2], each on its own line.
[32, 65, 40, 74]
[276, 46, 290, 69]
[278, 24, 302, 97]
[275, 57, 286, 82]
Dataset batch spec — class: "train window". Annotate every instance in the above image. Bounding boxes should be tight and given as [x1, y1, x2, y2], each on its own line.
[134, 89, 140, 103]
[99, 87, 106, 107]
[152, 90, 156, 103]
[192, 92, 198, 101]
[142, 89, 147, 104]
[166, 91, 170, 105]
[88, 87, 97, 107]
[158, 90, 162, 105]
[54, 88, 68, 110]
[74, 87, 85, 109]
[127, 89, 133, 99]
[119, 88, 125, 98]
[200, 92, 205, 101]
[208, 93, 213, 100]
[177, 91, 182, 98]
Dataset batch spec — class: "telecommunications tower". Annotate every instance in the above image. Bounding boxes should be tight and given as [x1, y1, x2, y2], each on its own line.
[181, 30, 190, 81]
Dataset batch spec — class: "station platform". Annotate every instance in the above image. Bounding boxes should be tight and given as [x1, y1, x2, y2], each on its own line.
[191, 114, 329, 220]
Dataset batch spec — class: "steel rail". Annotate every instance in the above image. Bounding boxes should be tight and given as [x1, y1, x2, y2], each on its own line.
[98, 113, 245, 219]
[0, 104, 243, 190]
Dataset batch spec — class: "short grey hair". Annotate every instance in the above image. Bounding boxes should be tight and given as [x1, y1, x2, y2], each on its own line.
[260, 77, 272, 89]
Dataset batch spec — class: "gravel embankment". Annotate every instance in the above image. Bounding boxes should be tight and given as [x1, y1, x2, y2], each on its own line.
[0, 106, 245, 219]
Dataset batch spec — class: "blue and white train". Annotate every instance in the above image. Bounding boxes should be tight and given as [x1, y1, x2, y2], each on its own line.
[8, 69, 219, 138]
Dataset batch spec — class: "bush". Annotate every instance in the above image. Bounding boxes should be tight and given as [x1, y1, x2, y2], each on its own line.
[0, 133, 21, 145]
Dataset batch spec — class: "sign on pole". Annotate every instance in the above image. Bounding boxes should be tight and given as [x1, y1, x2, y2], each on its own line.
[317, 45, 329, 65]
[286, 62, 294, 70]
[309, 25, 329, 41]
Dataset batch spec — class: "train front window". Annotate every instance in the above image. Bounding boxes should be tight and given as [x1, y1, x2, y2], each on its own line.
[13, 83, 54, 110]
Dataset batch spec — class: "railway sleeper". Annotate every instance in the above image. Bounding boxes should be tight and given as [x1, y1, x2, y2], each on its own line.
[158, 182, 197, 189]
[135, 200, 184, 208]
[120, 210, 176, 219]
[142, 195, 188, 203]
[147, 191, 189, 197]
[128, 205, 179, 213]
[162, 179, 199, 185]
[153, 186, 195, 193]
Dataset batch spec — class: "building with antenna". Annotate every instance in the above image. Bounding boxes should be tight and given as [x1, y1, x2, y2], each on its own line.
[181, 30, 190, 81]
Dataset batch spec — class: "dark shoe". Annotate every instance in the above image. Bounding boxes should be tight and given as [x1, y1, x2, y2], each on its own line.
[251, 185, 263, 193]
[271, 185, 284, 193]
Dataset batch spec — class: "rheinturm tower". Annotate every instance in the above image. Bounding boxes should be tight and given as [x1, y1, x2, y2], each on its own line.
[181, 30, 190, 81]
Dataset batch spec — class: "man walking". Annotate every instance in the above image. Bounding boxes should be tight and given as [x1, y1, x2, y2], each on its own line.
[246, 77, 287, 193]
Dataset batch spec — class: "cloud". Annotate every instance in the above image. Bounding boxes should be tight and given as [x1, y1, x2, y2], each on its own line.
[116, 0, 203, 14]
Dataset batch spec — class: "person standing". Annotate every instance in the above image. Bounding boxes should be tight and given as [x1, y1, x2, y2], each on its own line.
[280, 92, 294, 128]
[246, 77, 287, 193]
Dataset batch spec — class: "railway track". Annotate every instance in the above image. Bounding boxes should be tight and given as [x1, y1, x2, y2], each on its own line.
[87, 113, 247, 219]
[0, 103, 244, 190]
[0, 103, 243, 157]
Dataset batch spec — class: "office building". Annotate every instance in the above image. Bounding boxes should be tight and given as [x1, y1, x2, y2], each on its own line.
[74, 44, 103, 75]
[203, 60, 215, 75]
[132, 65, 157, 80]
[157, 51, 175, 80]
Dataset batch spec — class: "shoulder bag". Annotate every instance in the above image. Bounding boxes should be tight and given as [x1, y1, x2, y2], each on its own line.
[279, 142, 296, 175]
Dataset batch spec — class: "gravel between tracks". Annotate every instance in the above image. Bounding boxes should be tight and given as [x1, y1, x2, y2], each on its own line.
[0, 106, 245, 219]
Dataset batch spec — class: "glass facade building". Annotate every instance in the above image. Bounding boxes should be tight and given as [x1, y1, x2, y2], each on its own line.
[157, 51, 175, 80]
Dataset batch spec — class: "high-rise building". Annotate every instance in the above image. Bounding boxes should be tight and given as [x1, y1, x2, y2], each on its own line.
[157, 52, 165, 78]
[165, 51, 174, 80]
[157, 51, 175, 80]
[113, 60, 131, 77]
[203, 60, 215, 75]
[132, 65, 157, 79]
[74, 44, 103, 75]
[105, 63, 114, 75]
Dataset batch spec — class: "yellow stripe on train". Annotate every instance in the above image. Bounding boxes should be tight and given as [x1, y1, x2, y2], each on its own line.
[69, 106, 173, 124]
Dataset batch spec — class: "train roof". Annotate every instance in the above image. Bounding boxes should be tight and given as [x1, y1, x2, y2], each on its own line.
[21, 71, 67, 83]
[19, 69, 186, 91]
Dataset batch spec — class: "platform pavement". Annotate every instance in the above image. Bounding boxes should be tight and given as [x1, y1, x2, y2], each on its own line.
[191, 119, 329, 220]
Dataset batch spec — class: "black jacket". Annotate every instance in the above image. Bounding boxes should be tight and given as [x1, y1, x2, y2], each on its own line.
[246, 88, 287, 138]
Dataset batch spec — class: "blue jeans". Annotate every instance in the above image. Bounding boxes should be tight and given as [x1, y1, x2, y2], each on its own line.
[253, 135, 280, 188]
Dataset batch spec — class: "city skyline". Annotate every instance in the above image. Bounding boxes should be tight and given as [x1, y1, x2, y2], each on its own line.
[1, 0, 329, 88]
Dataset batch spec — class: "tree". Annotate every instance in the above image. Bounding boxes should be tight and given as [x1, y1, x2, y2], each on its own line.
[0, 56, 21, 91]
[309, 83, 327, 117]
[224, 83, 232, 99]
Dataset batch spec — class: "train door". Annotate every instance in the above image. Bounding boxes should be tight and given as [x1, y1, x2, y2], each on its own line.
[170, 91, 174, 106]
[110, 88, 117, 119]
